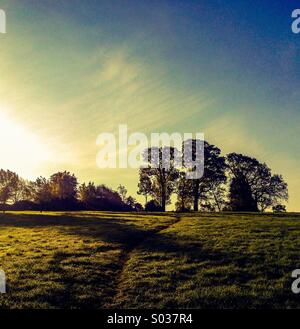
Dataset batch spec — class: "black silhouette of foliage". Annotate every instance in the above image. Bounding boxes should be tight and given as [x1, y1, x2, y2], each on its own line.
[200, 184, 227, 212]
[183, 140, 227, 211]
[227, 153, 288, 212]
[228, 176, 258, 212]
[32, 177, 52, 205]
[78, 183, 129, 211]
[0, 144, 289, 213]
[117, 184, 127, 203]
[126, 196, 143, 211]
[50, 171, 78, 201]
[145, 199, 163, 212]
[0, 170, 135, 212]
[175, 172, 193, 212]
[137, 169, 152, 204]
[35, 171, 79, 210]
[272, 204, 287, 213]
[139, 147, 180, 212]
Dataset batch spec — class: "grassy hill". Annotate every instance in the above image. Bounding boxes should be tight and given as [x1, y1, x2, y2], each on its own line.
[0, 211, 299, 309]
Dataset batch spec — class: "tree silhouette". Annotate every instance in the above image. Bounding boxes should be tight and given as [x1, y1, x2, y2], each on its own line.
[50, 171, 78, 201]
[183, 140, 226, 211]
[272, 204, 287, 213]
[78, 183, 127, 211]
[137, 169, 152, 205]
[145, 199, 163, 212]
[77, 182, 97, 208]
[117, 185, 127, 203]
[229, 176, 258, 212]
[0, 144, 290, 213]
[200, 183, 227, 212]
[175, 172, 193, 212]
[32, 177, 52, 206]
[139, 147, 179, 212]
[0, 170, 19, 211]
[126, 196, 143, 211]
[10, 178, 32, 204]
[227, 153, 288, 212]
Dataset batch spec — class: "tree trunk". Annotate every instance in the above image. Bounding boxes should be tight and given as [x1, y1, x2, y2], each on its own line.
[193, 180, 200, 211]
[161, 184, 166, 212]
[181, 197, 185, 212]
[213, 193, 221, 212]
[161, 193, 166, 212]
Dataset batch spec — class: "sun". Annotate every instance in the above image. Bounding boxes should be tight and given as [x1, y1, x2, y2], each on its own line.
[0, 109, 51, 179]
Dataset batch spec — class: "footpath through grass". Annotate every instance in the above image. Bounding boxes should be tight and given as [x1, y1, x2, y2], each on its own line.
[0, 211, 299, 309]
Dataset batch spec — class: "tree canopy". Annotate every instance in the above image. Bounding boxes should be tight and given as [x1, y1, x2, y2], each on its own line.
[0, 143, 289, 213]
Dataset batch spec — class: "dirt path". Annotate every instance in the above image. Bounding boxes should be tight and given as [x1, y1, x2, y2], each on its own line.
[107, 214, 182, 308]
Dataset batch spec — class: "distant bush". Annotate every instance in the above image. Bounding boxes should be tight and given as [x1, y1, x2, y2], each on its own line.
[145, 200, 163, 212]
[10, 200, 38, 211]
[272, 204, 287, 213]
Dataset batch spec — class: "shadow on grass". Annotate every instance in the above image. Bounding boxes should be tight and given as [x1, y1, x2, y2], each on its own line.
[0, 212, 297, 309]
[0, 212, 178, 249]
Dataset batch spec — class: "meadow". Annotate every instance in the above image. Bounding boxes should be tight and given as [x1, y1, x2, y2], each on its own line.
[0, 211, 300, 309]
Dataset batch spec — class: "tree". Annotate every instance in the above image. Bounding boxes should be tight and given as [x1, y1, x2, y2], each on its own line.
[228, 176, 258, 212]
[227, 153, 288, 212]
[126, 196, 143, 211]
[139, 147, 179, 212]
[50, 171, 78, 201]
[78, 183, 126, 211]
[175, 172, 193, 212]
[200, 183, 227, 212]
[11, 178, 32, 204]
[77, 182, 97, 208]
[0, 185, 10, 211]
[96, 184, 126, 210]
[184, 141, 227, 211]
[32, 177, 52, 210]
[117, 185, 127, 203]
[273, 204, 287, 213]
[255, 174, 288, 212]
[125, 196, 135, 208]
[137, 169, 152, 205]
[0, 169, 19, 210]
[133, 202, 144, 212]
[145, 200, 163, 212]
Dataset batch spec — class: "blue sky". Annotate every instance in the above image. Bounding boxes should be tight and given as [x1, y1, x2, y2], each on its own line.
[0, 0, 299, 210]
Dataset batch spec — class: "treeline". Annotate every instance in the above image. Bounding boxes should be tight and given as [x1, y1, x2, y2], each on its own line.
[0, 140, 288, 213]
[138, 141, 288, 213]
[0, 170, 142, 212]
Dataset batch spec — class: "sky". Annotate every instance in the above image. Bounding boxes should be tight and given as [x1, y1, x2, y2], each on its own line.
[0, 0, 299, 211]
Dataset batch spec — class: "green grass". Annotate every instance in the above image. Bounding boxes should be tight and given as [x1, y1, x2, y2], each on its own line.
[0, 211, 300, 309]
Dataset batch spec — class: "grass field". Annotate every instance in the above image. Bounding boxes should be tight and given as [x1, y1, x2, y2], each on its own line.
[0, 211, 300, 309]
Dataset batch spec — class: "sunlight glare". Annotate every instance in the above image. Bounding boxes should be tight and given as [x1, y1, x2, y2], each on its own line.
[0, 109, 51, 179]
